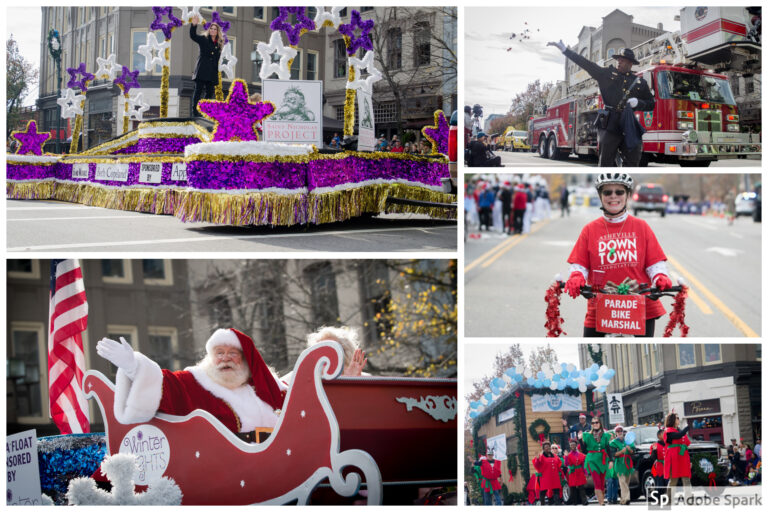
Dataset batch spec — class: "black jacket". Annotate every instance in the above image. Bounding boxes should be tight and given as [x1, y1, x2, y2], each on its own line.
[190, 23, 222, 82]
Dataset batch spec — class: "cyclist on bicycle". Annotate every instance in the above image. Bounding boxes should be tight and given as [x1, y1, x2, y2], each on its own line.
[564, 173, 673, 337]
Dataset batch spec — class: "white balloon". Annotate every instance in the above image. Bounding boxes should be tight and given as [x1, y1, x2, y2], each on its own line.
[524, 368, 532, 378]
[578, 383, 587, 393]
[599, 365, 608, 374]
[567, 363, 576, 373]
[549, 380, 558, 390]
[502, 374, 512, 384]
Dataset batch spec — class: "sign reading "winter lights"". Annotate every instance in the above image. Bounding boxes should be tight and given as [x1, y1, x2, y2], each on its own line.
[119, 425, 170, 485]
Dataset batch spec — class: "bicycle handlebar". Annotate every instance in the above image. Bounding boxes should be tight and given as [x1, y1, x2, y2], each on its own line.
[556, 281, 683, 301]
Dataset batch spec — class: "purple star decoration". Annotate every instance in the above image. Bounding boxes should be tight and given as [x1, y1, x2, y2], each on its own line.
[270, 7, 316, 46]
[197, 79, 275, 142]
[66, 62, 95, 92]
[422, 111, 450, 155]
[204, 11, 231, 44]
[338, 10, 375, 56]
[12, 121, 51, 156]
[114, 66, 141, 95]
[150, 6, 183, 40]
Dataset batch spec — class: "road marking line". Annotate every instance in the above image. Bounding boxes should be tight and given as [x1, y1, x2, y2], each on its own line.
[681, 217, 718, 230]
[682, 285, 713, 315]
[464, 235, 518, 272]
[667, 255, 758, 337]
[8, 225, 455, 251]
[480, 219, 551, 269]
[9, 216, 167, 222]
[7, 205, 93, 211]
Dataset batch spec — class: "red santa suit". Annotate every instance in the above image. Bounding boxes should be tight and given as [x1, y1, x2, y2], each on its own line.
[663, 427, 691, 479]
[112, 328, 287, 434]
[565, 450, 587, 487]
[650, 441, 666, 477]
[533, 453, 562, 496]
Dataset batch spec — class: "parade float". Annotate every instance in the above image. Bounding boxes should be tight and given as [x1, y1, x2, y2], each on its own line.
[25, 342, 456, 505]
[468, 361, 616, 503]
[7, 7, 455, 226]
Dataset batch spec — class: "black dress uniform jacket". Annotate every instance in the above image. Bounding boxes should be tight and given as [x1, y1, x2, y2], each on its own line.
[190, 23, 222, 83]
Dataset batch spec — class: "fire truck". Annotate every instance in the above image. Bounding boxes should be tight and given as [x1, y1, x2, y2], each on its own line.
[531, 7, 761, 166]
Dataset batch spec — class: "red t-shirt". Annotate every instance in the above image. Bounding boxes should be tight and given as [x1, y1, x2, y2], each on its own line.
[568, 215, 667, 327]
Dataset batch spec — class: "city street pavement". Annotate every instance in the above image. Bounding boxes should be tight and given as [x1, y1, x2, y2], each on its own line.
[6, 200, 457, 252]
[496, 149, 761, 167]
[465, 206, 761, 337]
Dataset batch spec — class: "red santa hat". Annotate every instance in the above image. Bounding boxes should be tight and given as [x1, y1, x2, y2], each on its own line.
[579, 413, 587, 419]
[205, 328, 285, 411]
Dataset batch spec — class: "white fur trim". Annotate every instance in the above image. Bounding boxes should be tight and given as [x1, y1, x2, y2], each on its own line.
[187, 366, 279, 431]
[569, 263, 589, 281]
[113, 352, 163, 424]
[185, 141, 315, 158]
[646, 261, 668, 281]
[7, 155, 61, 164]
[205, 328, 240, 354]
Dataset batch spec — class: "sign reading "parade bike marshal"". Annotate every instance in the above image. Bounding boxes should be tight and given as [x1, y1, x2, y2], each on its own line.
[263, 79, 323, 146]
[595, 293, 646, 335]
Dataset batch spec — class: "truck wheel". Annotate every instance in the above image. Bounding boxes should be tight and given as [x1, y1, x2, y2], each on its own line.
[538, 136, 549, 158]
[548, 135, 560, 160]
[641, 470, 655, 500]
[661, 209, 666, 218]
[680, 160, 712, 167]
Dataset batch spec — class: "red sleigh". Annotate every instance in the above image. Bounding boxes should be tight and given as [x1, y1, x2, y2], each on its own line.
[83, 342, 457, 505]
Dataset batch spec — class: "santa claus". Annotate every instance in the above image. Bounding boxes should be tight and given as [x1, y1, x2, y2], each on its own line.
[96, 328, 287, 443]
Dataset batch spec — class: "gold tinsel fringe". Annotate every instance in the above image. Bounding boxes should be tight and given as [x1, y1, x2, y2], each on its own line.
[51, 182, 179, 214]
[382, 183, 457, 220]
[7, 181, 55, 200]
[160, 49, 170, 117]
[175, 191, 308, 226]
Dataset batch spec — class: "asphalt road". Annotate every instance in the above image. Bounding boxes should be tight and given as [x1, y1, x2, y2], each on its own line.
[464, 206, 762, 337]
[495, 149, 761, 167]
[6, 200, 457, 252]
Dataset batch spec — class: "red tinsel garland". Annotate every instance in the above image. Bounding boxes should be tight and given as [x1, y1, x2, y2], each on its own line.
[544, 282, 566, 337]
[663, 285, 690, 337]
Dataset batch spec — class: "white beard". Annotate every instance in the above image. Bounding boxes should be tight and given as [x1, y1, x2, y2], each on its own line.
[199, 355, 250, 389]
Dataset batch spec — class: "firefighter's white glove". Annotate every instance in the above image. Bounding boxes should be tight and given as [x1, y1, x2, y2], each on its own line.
[627, 98, 639, 108]
[547, 40, 566, 53]
[96, 337, 137, 379]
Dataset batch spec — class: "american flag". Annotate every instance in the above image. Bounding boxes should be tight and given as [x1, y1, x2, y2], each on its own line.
[48, 259, 90, 434]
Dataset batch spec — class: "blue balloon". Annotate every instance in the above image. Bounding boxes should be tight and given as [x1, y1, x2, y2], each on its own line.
[534, 380, 543, 388]
[515, 374, 523, 382]
[561, 363, 568, 371]
[505, 368, 517, 378]
[543, 379, 551, 387]
[470, 401, 479, 409]
[590, 363, 599, 372]
[553, 374, 561, 382]
[569, 381, 579, 389]
[590, 373, 599, 381]
[537, 371, 545, 379]
[470, 411, 478, 418]
[493, 377, 505, 388]
[527, 377, 535, 386]
[605, 369, 615, 378]
[557, 381, 566, 390]
[597, 385, 607, 393]
[561, 370, 569, 379]
[484, 392, 493, 402]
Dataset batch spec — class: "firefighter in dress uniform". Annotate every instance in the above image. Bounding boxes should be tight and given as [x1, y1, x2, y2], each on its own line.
[548, 41, 654, 167]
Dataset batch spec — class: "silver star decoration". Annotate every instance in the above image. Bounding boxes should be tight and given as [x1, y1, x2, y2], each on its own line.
[57, 88, 85, 119]
[195, 451, 200, 458]
[180, 6, 203, 24]
[127, 91, 150, 121]
[240, 480, 245, 488]
[218, 42, 237, 80]
[257, 31, 297, 81]
[313, 6, 343, 29]
[300, 410, 306, 418]
[346, 50, 383, 95]
[95, 53, 120, 80]
[286, 449, 291, 456]
[137, 32, 170, 72]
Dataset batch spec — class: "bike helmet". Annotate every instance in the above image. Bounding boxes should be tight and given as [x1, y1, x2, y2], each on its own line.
[594, 172, 633, 191]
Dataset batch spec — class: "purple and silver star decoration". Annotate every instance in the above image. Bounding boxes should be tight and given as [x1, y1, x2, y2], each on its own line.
[150, 6, 183, 40]
[204, 10, 231, 44]
[338, 10, 375, 56]
[12, 121, 51, 156]
[270, 7, 316, 46]
[197, 79, 275, 142]
[422, 110, 450, 156]
[114, 66, 141, 95]
[66, 62, 95, 92]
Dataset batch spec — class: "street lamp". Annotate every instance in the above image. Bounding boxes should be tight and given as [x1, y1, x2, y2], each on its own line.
[47, 28, 63, 154]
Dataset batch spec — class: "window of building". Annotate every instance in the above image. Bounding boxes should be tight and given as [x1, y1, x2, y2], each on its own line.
[105, 325, 138, 378]
[142, 259, 173, 285]
[360, 7, 374, 13]
[252, 40, 262, 82]
[222, 7, 235, 16]
[414, 21, 431, 66]
[8, 259, 40, 279]
[677, 344, 696, 368]
[702, 344, 722, 365]
[387, 28, 402, 70]
[290, 49, 302, 80]
[746, 77, 755, 94]
[9, 323, 46, 420]
[306, 7, 317, 19]
[255, 276, 288, 368]
[335, 104, 345, 121]
[148, 327, 178, 371]
[606, 48, 616, 58]
[209, 295, 232, 328]
[306, 50, 319, 81]
[358, 261, 391, 346]
[304, 262, 340, 327]
[253, 7, 265, 21]
[333, 39, 347, 78]
[374, 101, 397, 124]
[102, 259, 133, 284]
[339, 8, 348, 17]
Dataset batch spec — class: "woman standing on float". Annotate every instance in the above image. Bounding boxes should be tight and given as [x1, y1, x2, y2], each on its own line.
[663, 412, 692, 500]
[579, 416, 611, 505]
[189, 15, 223, 115]
[564, 173, 674, 336]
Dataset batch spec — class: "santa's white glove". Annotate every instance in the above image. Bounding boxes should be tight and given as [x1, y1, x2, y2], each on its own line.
[547, 40, 566, 53]
[96, 337, 137, 379]
[627, 98, 639, 108]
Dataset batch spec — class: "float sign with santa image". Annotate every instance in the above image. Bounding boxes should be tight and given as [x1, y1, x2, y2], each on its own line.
[6, 429, 42, 505]
[118, 425, 171, 485]
[595, 293, 645, 335]
[357, 89, 376, 151]
[263, 79, 323, 146]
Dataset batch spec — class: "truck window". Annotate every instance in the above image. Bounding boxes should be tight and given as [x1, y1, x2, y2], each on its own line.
[657, 71, 736, 105]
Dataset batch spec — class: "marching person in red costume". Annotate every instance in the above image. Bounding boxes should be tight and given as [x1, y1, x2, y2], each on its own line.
[481, 449, 503, 505]
[526, 462, 541, 504]
[663, 412, 692, 500]
[97, 328, 287, 444]
[565, 438, 588, 505]
[533, 440, 563, 505]
[565, 173, 673, 337]
[648, 428, 667, 503]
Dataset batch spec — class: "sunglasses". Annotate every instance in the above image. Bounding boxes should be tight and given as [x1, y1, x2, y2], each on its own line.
[591, 421, 600, 424]
[601, 188, 626, 197]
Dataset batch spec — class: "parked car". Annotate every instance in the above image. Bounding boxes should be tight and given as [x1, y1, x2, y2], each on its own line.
[632, 183, 668, 217]
[735, 192, 757, 217]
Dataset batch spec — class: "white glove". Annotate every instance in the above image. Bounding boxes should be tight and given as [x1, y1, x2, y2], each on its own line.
[96, 337, 137, 378]
[547, 40, 566, 53]
[627, 97, 639, 108]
